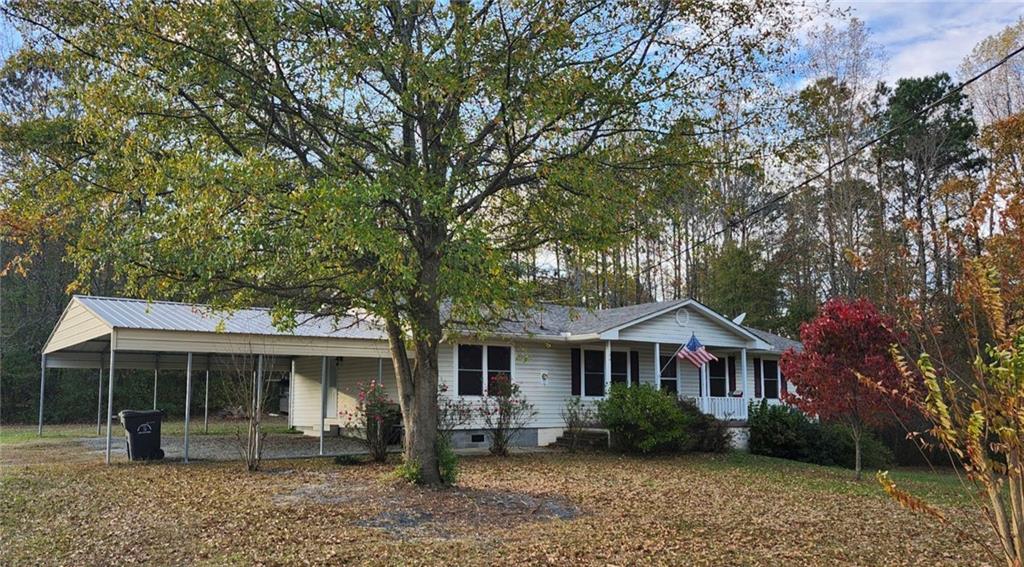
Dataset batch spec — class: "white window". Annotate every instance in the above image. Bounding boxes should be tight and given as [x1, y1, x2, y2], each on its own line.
[580, 349, 629, 397]
[456, 344, 512, 396]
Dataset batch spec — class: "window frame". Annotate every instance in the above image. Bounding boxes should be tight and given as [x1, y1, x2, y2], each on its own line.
[659, 354, 680, 395]
[708, 357, 728, 398]
[453, 343, 515, 397]
[579, 347, 632, 399]
[762, 359, 780, 400]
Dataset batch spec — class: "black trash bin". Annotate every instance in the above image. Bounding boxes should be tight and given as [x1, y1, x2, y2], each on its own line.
[117, 410, 166, 461]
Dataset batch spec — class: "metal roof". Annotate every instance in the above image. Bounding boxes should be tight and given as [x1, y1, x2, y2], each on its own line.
[75, 296, 387, 340]
[69, 295, 799, 351]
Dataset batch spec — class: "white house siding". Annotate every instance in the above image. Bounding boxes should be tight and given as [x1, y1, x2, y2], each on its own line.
[617, 305, 755, 349]
[335, 356, 398, 420]
[291, 356, 328, 430]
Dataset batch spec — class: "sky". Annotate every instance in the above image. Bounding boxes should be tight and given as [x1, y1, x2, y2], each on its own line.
[834, 0, 1024, 83]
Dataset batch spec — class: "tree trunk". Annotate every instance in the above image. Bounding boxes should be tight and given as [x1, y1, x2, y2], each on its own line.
[852, 428, 862, 481]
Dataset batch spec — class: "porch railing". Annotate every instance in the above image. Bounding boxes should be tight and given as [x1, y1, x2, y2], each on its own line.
[692, 396, 785, 421]
[694, 396, 749, 421]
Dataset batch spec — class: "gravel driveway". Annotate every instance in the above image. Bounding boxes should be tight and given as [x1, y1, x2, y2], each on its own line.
[79, 432, 371, 461]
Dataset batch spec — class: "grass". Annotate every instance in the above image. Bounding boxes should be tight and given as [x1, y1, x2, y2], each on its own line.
[0, 416, 296, 445]
[0, 439, 993, 566]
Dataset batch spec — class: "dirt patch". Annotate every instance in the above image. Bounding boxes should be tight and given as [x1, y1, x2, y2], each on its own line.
[272, 472, 581, 539]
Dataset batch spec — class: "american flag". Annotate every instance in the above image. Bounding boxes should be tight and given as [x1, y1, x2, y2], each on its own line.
[677, 334, 718, 368]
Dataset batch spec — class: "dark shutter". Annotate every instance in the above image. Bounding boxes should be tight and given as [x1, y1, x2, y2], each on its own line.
[728, 356, 737, 393]
[630, 351, 640, 387]
[780, 368, 787, 396]
[571, 348, 581, 396]
[753, 357, 762, 398]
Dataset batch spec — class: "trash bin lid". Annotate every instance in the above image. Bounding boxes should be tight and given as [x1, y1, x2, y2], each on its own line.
[117, 409, 166, 419]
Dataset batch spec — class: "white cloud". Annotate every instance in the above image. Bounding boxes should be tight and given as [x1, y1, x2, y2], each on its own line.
[835, 0, 1024, 83]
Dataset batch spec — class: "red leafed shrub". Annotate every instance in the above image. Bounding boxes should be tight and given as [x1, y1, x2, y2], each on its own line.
[478, 374, 536, 457]
[340, 380, 399, 462]
[781, 297, 910, 478]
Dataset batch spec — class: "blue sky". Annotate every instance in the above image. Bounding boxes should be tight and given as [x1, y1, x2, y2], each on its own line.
[1, 2, 1021, 84]
[833, 0, 1024, 82]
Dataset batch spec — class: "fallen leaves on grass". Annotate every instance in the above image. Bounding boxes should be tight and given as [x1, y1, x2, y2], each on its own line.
[0, 451, 993, 566]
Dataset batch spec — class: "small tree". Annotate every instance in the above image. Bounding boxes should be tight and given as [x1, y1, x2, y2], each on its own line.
[340, 380, 398, 463]
[781, 297, 907, 479]
[437, 384, 474, 444]
[560, 397, 596, 453]
[220, 353, 271, 472]
[479, 374, 536, 457]
[872, 260, 1024, 567]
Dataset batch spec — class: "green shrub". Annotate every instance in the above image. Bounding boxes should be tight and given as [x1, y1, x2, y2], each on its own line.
[597, 384, 690, 454]
[678, 399, 732, 453]
[807, 424, 894, 470]
[392, 439, 459, 485]
[747, 400, 810, 460]
[437, 438, 459, 485]
[747, 400, 893, 470]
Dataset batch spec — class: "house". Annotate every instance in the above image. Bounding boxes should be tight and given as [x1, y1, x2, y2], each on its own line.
[39, 296, 800, 461]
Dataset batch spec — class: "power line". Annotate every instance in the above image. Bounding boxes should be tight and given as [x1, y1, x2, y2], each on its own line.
[644, 40, 1024, 276]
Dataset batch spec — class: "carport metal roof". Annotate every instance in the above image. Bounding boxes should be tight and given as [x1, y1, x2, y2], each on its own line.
[40, 296, 391, 465]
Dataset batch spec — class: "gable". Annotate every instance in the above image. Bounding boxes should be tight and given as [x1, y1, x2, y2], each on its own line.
[43, 298, 112, 354]
[615, 304, 757, 348]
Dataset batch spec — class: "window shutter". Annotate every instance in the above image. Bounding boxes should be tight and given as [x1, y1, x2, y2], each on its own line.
[753, 357, 761, 398]
[630, 351, 640, 387]
[571, 348, 581, 396]
[780, 368, 787, 395]
[728, 356, 737, 393]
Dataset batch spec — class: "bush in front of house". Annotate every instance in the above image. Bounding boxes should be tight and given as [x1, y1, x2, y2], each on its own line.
[747, 400, 893, 470]
[677, 399, 733, 453]
[747, 400, 810, 460]
[597, 384, 691, 454]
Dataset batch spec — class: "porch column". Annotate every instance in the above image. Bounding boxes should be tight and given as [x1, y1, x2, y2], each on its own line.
[152, 355, 159, 410]
[37, 354, 46, 436]
[740, 348, 748, 419]
[105, 348, 116, 464]
[654, 343, 661, 391]
[759, 358, 765, 400]
[776, 360, 783, 396]
[184, 352, 193, 463]
[319, 356, 328, 456]
[603, 341, 612, 397]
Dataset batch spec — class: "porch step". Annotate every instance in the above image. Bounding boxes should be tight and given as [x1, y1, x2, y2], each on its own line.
[548, 429, 609, 450]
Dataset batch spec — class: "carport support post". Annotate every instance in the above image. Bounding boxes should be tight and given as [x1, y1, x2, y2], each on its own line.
[184, 352, 193, 463]
[105, 348, 116, 464]
[203, 366, 210, 434]
[37, 354, 46, 436]
[152, 355, 159, 410]
[319, 356, 328, 456]
[96, 357, 104, 436]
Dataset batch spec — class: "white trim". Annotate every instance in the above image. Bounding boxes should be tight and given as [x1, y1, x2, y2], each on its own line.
[654, 343, 661, 391]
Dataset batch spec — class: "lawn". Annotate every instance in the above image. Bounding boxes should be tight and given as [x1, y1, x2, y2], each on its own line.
[0, 433, 992, 566]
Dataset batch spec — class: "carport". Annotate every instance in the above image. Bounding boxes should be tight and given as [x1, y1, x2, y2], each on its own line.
[39, 295, 390, 464]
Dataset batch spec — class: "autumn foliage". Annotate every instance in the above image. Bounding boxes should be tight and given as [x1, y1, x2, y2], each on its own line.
[781, 297, 909, 477]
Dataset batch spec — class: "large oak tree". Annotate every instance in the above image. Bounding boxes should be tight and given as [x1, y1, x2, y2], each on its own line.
[1, 0, 799, 483]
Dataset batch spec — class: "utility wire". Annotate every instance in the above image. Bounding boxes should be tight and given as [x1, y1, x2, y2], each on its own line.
[644, 40, 1024, 276]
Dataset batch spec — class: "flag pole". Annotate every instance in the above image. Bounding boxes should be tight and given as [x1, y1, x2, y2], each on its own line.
[659, 333, 697, 376]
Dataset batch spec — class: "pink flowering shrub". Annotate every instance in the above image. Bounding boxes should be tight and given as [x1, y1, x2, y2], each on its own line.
[437, 383, 473, 442]
[340, 380, 399, 462]
[479, 374, 536, 457]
